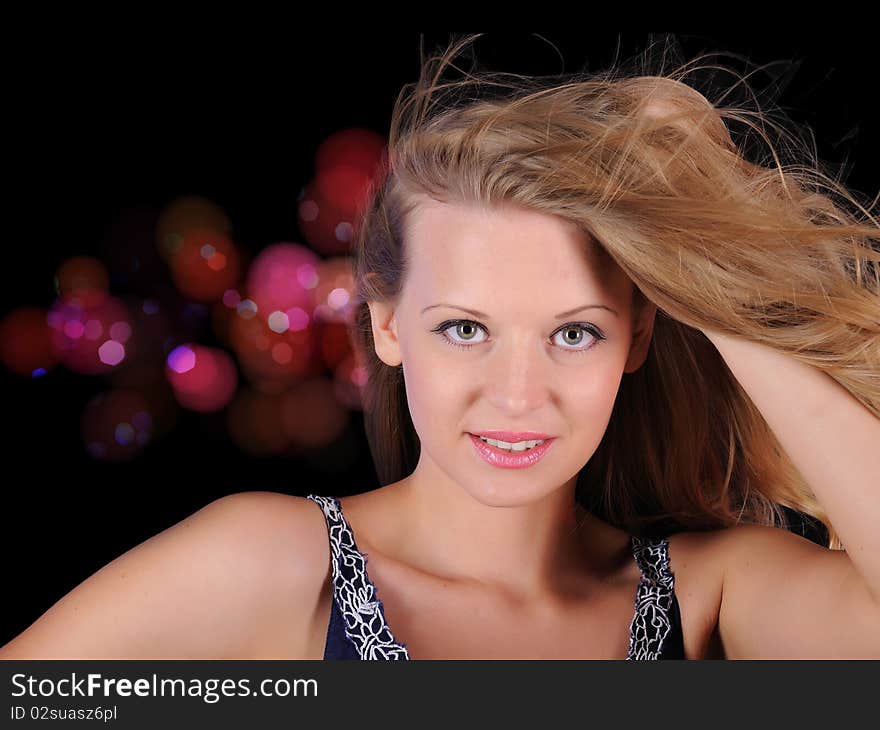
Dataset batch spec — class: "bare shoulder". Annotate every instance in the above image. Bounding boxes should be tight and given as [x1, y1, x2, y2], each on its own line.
[701, 522, 880, 659]
[669, 521, 880, 659]
[211, 491, 331, 586]
[0, 491, 332, 659]
[208, 491, 333, 658]
[665, 528, 726, 659]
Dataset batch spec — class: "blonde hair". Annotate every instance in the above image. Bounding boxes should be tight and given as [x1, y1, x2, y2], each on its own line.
[349, 33, 880, 549]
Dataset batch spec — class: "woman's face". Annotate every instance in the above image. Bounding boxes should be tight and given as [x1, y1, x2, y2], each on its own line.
[368, 195, 656, 508]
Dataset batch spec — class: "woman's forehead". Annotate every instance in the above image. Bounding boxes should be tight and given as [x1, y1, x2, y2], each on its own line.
[402, 197, 628, 294]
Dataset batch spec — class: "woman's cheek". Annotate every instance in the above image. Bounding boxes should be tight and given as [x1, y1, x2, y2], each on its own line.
[567, 370, 624, 432]
[401, 354, 459, 442]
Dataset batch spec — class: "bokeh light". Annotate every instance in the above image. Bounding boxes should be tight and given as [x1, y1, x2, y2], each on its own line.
[54, 256, 110, 308]
[315, 128, 386, 215]
[296, 178, 357, 258]
[226, 386, 291, 456]
[244, 242, 320, 319]
[318, 320, 355, 371]
[315, 127, 387, 179]
[47, 293, 136, 375]
[227, 311, 315, 386]
[0, 307, 60, 377]
[311, 256, 357, 326]
[167, 229, 243, 303]
[80, 388, 156, 462]
[165, 343, 238, 413]
[117, 294, 174, 364]
[280, 376, 350, 449]
[155, 195, 233, 264]
[111, 360, 180, 440]
[297, 128, 388, 257]
[332, 353, 368, 411]
[6, 126, 393, 470]
[314, 165, 373, 228]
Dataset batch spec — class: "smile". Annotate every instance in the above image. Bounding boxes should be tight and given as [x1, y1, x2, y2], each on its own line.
[468, 433, 555, 469]
[478, 436, 545, 451]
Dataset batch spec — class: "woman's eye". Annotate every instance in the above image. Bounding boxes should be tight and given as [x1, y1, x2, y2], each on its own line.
[440, 321, 488, 346]
[551, 325, 599, 350]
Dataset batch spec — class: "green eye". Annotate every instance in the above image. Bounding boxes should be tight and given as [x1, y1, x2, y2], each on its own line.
[434, 320, 488, 348]
[450, 322, 483, 341]
[556, 326, 588, 346]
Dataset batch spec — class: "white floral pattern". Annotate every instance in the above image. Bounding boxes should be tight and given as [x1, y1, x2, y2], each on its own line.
[629, 536, 678, 659]
[307, 494, 410, 659]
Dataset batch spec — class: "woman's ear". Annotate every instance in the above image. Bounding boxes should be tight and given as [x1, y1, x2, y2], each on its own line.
[623, 293, 657, 374]
[367, 299, 403, 367]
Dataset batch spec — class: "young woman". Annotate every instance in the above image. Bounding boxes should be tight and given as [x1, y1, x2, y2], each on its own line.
[2, 34, 879, 660]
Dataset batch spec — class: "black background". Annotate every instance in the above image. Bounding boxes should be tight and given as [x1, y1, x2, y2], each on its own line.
[3, 28, 878, 644]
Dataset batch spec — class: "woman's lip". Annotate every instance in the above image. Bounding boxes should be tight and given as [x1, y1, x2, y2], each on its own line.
[468, 433, 555, 469]
[468, 431, 554, 442]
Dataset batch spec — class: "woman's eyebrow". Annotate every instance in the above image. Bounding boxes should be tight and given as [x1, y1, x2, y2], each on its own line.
[420, 303, 619, 319]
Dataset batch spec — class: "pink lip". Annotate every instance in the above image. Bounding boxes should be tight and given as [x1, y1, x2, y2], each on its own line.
[470, 430, 553, 442]
[468, 433, 555, 469]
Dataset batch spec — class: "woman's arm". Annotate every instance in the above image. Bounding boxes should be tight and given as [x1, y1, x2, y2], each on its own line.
[0, 492, 329, 659]
[703, 329, 880, 658]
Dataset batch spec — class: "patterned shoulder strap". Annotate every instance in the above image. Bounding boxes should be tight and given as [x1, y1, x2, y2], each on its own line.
[627, 535, 677, 660]
[305, 494, 410, 660]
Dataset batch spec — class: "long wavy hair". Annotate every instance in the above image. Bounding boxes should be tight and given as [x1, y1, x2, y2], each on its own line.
[347, 34, 880, 549]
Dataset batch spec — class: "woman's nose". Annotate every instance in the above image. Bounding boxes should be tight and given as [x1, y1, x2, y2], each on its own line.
[483, 337, 552, 415]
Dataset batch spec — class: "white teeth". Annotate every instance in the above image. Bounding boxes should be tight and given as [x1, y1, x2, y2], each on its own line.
[479, 436, 544, 452]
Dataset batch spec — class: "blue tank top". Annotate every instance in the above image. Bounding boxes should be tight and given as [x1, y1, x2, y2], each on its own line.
[306, 493, 686, 660]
